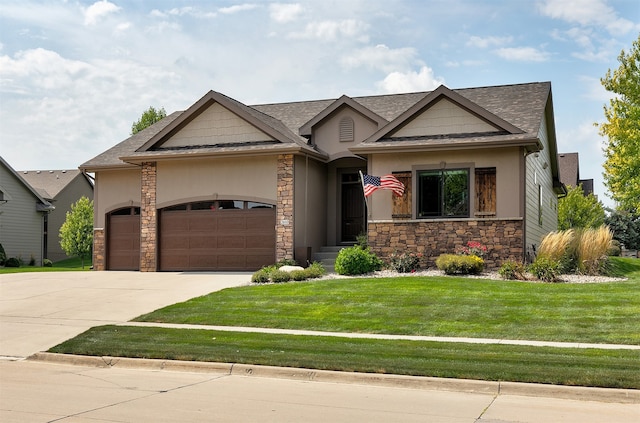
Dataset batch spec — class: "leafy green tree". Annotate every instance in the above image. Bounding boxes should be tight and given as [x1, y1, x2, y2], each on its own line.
[131, 106, 167, 135]
[59, 196, 94, 268]
[558, 185, 605, 230]
[606, 208, 640, 249]
[598, 34, 640, 211]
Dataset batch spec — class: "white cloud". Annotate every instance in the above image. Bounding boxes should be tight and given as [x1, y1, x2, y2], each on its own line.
[494, 46, 550, 62]
[269, 3, 303, 23]
[289, 19, 369, 42]
[219, 4, 258, 14]
[83, 0, 120, 26]
[376, 66, 444, 94]
[467, 35, 513, 48]
[341, 44, 417, 73]
[537, 0, 638, 35]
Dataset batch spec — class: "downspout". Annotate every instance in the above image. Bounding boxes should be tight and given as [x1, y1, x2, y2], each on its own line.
[304, 154, 308, 248]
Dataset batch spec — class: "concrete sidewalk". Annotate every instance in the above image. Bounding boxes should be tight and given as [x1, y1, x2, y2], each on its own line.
[120, 321, 640, 350]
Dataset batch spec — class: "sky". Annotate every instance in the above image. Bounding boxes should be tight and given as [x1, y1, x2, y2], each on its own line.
[1, 0, 639, 209]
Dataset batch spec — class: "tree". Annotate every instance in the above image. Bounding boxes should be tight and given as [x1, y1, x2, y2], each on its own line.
[606, 208, 640, 250]
[131, 106, 167, 135]
[59, 196, 94, 268]
[557, 184, 605, 230]
[598, 34, 640, 212]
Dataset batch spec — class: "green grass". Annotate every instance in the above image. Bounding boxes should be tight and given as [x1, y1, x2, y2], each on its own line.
[135, 257, 640, 345]
[48, 256, 640, 388]
[50, 325, 640, 389]
[0, 256, 92, 273]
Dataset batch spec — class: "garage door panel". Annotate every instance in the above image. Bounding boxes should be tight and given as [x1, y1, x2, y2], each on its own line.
[159, 206, 275, 271]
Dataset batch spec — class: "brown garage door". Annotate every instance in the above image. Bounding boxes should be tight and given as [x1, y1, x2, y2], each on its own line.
[159, 201, 275, 271]
[107, 207, 140, 270]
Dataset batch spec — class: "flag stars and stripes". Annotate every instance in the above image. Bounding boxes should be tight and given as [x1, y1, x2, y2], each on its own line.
[362, 173, 405, 197]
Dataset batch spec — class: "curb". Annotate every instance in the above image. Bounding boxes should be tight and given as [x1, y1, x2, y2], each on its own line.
[28, 352, 639, 404]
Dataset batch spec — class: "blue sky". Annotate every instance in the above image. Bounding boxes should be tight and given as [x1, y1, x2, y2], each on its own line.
[1, 0, 638, 208]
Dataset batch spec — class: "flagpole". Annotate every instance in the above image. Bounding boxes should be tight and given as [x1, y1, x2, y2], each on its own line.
[359, 170, 371, 221]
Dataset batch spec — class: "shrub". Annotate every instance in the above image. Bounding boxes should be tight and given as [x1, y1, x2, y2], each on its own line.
[334, 246, 383, 276]
[538, 229, 577, 272]
[251, 268, 272, 283]
[455, 241, 488, 258]
[28, 255, 36, 266]
[498, 260, 527, 280]
[275, 258, 297, 267]
[270, 269, 292, 283]
[290, 270, 308, 281]
[387, 251, 422, 273]
[608, 240, 621, 256]
[5, 257, 20, 268]
[43, 259, 53, 267]
[304, 262, 326, 279]
[528, 257, 562, 282]
[356, 233, 369, 249]
[0, 243, 6, 265]
[436, 254, 484, 275]
[577, 225, 613, 275]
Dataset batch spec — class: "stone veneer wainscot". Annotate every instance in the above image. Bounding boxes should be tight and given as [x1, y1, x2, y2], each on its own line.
[276, 154, 294, 262]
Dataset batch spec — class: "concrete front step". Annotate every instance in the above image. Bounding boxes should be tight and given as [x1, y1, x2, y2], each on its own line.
[312, 246, 348, 273]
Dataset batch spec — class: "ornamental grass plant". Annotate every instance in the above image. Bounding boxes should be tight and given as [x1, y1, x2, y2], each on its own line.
[576, 225, 613, 275]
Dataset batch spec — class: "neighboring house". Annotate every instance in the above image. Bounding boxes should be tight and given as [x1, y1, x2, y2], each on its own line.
[20, 169, 94, 262]
[0, 157, 55, 265]
[557, 152, 594, 196]
[81, 82, 566, 272]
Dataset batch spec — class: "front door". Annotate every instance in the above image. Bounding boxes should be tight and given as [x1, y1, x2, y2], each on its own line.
[340, 172, 366, 243]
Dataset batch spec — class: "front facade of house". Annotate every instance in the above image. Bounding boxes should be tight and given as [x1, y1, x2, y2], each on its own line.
[81, 82, 565, 272]
[0, 157, 55, 265]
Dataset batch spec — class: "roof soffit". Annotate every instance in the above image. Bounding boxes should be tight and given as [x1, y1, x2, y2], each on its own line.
[299, 95, 388, 136]
[361, 85, 526, 144]
[136, 91, 303, 153]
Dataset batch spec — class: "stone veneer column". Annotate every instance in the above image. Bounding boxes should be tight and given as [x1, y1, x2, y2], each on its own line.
[140, 162, 157, 271]
[92, 228, 105, 270]
[276, 154, 294, 261]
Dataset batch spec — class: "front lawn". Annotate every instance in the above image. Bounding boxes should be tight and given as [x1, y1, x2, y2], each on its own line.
[0, 257, 91, 274]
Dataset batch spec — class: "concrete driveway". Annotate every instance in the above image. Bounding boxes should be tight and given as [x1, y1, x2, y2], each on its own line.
[0, 271, 251, 358]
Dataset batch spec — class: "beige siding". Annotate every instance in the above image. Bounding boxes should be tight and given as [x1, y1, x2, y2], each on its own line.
[293, 156, 327, 255]
[0, 166, 45, 265]
[525, 114, 558, 252]
[156, 156, 277, 208]
[392, 99, 497, 138]
[93, 168, 141, 228]
[368, 148, 522, 220]
[162, 102, 275, 148]
[313, 108, 379, 160]
[46, 175, 94, 261]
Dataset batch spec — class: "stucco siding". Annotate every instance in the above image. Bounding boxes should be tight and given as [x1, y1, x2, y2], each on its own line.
[294, 156, 327, 257]
[368, 148, 522, 220]
[392, 98, 498, 137]
[156, 157, 277, 208]
[524, 113, 558, 254]
[313, 108, 379, 160]
[162, 102, 275, 148]
[93, 168, 141, 228]
[0, 166, 45, 265]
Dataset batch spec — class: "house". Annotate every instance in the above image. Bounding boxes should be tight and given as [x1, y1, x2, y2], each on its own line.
[81, 81, 566, 272]
[19, 169, 94, 262]
[557, 152, 594, 196]
[0, 156, 55, 265]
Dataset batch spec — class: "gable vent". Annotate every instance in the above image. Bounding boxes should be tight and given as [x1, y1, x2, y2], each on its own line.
[339, 117, 354, 142]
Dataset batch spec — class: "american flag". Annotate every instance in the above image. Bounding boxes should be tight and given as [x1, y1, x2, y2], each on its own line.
[362, 174, 405, 197]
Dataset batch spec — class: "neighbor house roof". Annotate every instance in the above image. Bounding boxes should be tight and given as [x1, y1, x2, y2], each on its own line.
[19, 169, 92, 200]
[81, 82, 554, 171]
[0, 156, 54, 211]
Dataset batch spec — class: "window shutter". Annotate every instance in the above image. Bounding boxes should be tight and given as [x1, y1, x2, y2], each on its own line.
[475, 168, 496, 216]
[392, 171, 411, 219]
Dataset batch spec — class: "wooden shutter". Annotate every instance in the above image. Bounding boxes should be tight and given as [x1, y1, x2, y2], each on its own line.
[475, 168, 496, 216]
[392, 171, 412, 219]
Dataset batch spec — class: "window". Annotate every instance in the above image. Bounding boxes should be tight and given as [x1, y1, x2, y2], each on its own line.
[417, 169, 469, 218]
[475, 167, 496, 216]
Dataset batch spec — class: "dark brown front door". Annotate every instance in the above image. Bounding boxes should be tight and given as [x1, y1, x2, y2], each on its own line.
[341, 172, 365, 243]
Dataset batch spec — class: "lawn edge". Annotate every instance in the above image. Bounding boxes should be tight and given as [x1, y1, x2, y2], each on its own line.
[28, 352, 639, 404]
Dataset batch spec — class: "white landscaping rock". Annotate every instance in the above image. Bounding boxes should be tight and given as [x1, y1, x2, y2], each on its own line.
[279, 265, 305, 273]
